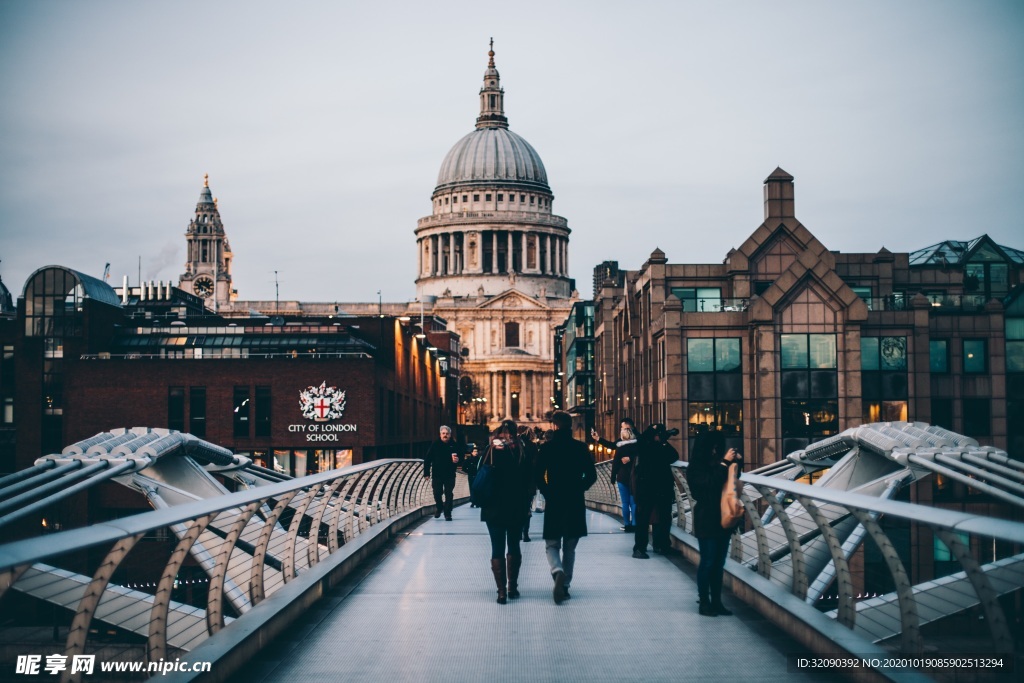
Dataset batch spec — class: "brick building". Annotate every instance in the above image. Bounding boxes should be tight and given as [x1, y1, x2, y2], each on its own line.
[593, 168, 1023, 472]
[6, 265, 453, 524]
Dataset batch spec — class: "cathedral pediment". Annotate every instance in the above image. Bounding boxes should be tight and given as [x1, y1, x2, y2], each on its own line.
[475, 289, 550, 310]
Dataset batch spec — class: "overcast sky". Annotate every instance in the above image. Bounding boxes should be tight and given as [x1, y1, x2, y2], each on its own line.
[1, 1, 1022, 303]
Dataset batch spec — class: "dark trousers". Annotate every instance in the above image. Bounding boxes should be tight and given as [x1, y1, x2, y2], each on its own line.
[697, 534, 731, 604]
[432, 475, 455, 517]
[633, 497, 671, 552]
[485, 521, 522, 560]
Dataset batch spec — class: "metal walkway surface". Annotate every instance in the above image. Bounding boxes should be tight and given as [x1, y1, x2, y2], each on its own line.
[230, 505, 826, 683]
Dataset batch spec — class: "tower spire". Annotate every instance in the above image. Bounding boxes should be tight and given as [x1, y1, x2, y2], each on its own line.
[476, 39, 508, 129]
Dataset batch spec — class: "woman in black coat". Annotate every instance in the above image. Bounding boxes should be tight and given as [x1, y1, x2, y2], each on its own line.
[631, 424, 680, 558]
[479, 420, 533, 604]
[686, 430, 742, 616]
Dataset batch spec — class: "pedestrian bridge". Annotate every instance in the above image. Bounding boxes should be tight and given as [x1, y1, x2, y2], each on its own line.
[0, 424, 1022, 682]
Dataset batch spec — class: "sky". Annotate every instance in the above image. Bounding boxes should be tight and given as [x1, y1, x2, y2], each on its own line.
[1, 0, 1022, 303]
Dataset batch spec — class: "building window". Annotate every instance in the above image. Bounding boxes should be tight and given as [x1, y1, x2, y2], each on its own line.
[686, 338, 742, 443]
[168, 387, 185, 432]
[504, 321, 520, 347]
[658, 336, 666, 379]
[781, 334, 838, 450]
[851, 286, 873, 310]
[2, 397, 13, 425]
[520, 194, 525, 202]
[963, 399, 990, 437]
[453, 196, 458, 203]
[963, 339, 987, 374]
[1006, 318, 1024, 373]
[485, 193, 492, 201]
[929, 340, 949, 373]
[473, 194, 480, 202]
[189, 387, 206, 438]
[462, 195, 468, 203]
[861, 336, 907, 424]
[931, 398, 954, 431]
[497, 194, 504, 202]
[233, 386, 250, 438]
[255, 386, 272, 437]
[753, 281, 772, 296]
[672, 287, 723, 312]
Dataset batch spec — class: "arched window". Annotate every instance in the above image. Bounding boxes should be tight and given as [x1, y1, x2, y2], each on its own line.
[504, 321, 520, 347]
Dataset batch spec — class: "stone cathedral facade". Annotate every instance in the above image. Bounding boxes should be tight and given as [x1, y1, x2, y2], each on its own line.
[414, 44, 578, 426]
[187, 45, 577, 430]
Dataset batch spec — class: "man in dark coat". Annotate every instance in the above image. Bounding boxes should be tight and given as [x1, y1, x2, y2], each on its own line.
[535, 410, 597, 603]
[632, 424, 680, 558]
[423, 425, 463, 520]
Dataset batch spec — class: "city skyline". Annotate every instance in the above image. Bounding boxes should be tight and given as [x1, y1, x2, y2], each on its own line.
[1, 0, 1022, 303]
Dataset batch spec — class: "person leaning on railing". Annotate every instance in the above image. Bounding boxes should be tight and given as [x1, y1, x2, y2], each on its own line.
[591, 418, 640, 532]
[686, 429, 741, 617]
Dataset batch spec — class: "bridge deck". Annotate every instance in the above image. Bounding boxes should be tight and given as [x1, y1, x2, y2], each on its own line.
[232, 505, 826, 683]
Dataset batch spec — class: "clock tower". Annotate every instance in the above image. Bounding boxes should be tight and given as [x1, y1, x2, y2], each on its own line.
[179, 174, 234, 309]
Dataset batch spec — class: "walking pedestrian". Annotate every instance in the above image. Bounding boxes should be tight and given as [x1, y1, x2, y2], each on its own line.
[464, 444, 481, 507]
[535, 410, 597, 604]
[423, 425, 463, 521]
[479, 420, 533, 604]
[609, 425, 639, 531]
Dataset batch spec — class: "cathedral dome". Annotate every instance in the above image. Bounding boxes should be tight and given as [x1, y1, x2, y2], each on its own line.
[435, 127, 549, 194]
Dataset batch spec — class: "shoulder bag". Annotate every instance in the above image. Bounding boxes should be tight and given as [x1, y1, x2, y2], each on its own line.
[720, 462, 744, 529]
[470, 449, 497, 508]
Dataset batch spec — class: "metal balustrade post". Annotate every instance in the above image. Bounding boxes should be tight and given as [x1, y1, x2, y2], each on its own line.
[0, 564, 30, 603]
[933, 527, 1014, 654]
[283, 486, 323, 583]
[250, 492, 297, 605]
[738, 489, 770, 576]
[308, 477, 348, 566]
[62, 533, 145, 683]
[671, 469, 691, 532]
[329, 475, 363, 551]
[148, 514, 215, 663]
[207, 502, 260, 635]
[849, 508, 921, 654]
[754, 484, 808, 597]
[798, 496, 856, 629]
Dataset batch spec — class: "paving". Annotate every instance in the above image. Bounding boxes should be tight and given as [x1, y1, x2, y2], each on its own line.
[232, 504, 829, 683]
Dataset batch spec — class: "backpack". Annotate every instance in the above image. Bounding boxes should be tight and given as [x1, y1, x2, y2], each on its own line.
[720, 462, 744, 529]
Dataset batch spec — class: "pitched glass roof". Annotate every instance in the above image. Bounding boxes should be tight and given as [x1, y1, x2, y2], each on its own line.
[908, 235, 1024, 266]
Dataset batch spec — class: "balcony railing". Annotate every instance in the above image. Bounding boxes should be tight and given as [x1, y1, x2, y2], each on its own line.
[681, 298, 749, 313]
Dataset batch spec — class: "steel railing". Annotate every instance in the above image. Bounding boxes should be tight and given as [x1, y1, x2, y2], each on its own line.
[0, 460, 466, 682]
[586, 459, 1024, 669]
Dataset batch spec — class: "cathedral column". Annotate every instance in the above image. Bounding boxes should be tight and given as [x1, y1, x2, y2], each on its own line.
[521, 234, 529, 273]
[490, 372, 498, 419]
[507, 232, 514, 272]
[492, 232, 498, 273]
[546, 235, 552, 275]
[523, 371, 532, 419]
[504, 372, 512, 419]
[447, 232, 455, 274]
[562, 239, 568, 276]
[431, 235, 438, 276]
[534, 234, 541, 274]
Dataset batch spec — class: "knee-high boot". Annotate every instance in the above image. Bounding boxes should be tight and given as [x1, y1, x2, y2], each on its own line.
[507, 553, 522, 599]
[490, 558, 507, 604]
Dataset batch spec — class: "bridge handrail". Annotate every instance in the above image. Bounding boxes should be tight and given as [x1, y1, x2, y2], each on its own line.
[587, 458, 1024, 667]
[0, 458, 464, 683]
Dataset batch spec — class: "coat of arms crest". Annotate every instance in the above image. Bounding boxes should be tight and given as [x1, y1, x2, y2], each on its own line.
[299, 382, 347, 422]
